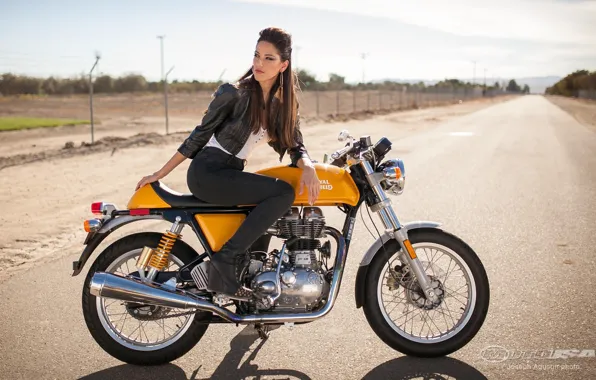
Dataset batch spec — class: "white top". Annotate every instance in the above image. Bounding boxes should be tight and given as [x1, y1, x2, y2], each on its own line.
[204, 126, 269, 160]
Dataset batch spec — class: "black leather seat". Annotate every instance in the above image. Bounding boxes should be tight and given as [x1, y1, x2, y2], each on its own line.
[151, 181, 226, 208]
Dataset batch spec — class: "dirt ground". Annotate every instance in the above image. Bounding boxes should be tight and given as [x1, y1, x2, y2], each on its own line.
[545, 95, 596, 132]
[0, 94, 516, 283]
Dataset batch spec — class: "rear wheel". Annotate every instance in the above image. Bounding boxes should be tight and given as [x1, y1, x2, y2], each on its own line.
[363, 228, 490, 357]
[82, 232, 211, 365]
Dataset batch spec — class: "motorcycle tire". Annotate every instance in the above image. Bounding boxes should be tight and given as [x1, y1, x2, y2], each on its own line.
[362, 228, 490, 357]
[81, 232, 211, 365]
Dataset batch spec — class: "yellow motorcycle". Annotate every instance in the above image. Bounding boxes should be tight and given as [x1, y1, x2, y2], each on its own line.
[72, 129, 490, 365]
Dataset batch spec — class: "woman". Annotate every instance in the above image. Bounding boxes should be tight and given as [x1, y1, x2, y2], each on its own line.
[135, 27, 320, 300]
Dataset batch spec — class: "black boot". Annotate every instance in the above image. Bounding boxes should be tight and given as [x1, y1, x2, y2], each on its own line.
[207, 246, 253, 300]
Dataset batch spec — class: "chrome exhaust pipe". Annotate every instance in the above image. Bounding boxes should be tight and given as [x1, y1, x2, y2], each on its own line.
[91, 272, 202, 309]
[89, 227, 346, 325]
[90, 271, 241, 321]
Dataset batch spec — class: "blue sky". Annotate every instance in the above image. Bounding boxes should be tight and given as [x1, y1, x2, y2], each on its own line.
[1, 0, 594, 83]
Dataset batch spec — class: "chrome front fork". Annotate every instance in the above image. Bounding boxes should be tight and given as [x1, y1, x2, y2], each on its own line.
[360, 160, 439, 303]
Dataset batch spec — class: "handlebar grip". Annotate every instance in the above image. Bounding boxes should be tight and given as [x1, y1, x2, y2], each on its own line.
[331, 144, 352, 160]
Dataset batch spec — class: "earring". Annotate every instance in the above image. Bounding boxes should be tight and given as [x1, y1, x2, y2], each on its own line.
[280, 72, 284, 91]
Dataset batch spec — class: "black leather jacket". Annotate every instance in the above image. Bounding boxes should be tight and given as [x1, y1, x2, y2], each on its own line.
[177, 81, 309, 167]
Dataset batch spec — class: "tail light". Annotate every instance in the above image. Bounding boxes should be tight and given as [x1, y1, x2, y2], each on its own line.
[91, 202, 117, 216]
[91, 202, 104, 215]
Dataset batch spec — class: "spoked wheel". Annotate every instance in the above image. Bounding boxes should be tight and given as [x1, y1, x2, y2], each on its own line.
[363, 228, 490, 357]
[82, 233, 211, 365]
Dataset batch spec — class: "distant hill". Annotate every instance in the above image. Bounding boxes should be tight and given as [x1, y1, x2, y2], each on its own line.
[511, 77, 561, 94]
[373, 76, 561, 94]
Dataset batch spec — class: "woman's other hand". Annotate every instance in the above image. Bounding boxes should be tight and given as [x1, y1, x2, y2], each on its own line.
[298, 166, 320, 205]
[135, 172, 162, 191]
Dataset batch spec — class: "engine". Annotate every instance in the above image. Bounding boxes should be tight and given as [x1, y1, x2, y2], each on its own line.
[248, 206, 332, 312]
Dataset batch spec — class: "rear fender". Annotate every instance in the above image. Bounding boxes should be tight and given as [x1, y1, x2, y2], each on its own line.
[71, 214, 163, 276]
[354, 221, 441, 308]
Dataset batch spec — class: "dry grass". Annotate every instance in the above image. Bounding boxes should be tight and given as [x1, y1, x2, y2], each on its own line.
[0, 117, 89, 131]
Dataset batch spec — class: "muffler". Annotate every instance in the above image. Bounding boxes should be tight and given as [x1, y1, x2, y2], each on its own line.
[89, 272, 237, 321]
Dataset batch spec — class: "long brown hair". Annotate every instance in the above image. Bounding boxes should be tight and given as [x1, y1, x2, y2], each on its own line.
[237, 27, 299, 149]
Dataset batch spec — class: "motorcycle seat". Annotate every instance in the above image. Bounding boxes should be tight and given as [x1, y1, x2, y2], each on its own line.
[151, 181, 227, 208]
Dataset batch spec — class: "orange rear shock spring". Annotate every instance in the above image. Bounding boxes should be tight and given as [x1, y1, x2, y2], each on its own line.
[148, 230, 180, 271]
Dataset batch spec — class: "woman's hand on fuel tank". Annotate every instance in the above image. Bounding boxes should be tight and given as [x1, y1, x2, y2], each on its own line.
[299, 165, 320, 205]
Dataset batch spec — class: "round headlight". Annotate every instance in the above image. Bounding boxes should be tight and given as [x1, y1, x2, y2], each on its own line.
[379, 158, 406, 195]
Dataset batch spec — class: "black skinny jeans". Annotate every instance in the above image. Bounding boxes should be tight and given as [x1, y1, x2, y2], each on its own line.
[187, 147, 295, 255]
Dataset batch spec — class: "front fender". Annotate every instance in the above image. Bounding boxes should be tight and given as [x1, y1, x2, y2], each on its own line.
[71, 214, 163, 276]
[354, 221, 441, 308]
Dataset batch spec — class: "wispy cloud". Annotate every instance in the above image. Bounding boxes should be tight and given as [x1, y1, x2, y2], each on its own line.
[235, 0, 596, 44]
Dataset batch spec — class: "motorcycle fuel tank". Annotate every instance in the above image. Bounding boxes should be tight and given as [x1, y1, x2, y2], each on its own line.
[256, 163, 360, 206]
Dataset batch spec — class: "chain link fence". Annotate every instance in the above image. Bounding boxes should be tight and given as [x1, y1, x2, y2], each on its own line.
[297, 87, 502, 117]
[0, 86, 507, 125]
[578, 90, 596, 100]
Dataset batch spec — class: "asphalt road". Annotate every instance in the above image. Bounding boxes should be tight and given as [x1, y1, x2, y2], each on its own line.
[1, 95, 595, 379]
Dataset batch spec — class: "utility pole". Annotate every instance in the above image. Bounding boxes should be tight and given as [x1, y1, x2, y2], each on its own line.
[294, 45, 301, 70]
[484, 68, 487, 88]
[157, 35, 167, 134]
[157, 35, 165, 83]
[88, 52, 100, 144]
[472, 61, 476, 85]
[217, 69, 227, 84]
[361, 52, 369, 84]
[164, 66, 175, 135]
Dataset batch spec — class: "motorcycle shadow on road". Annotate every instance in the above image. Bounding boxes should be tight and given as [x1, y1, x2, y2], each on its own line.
[78, 324, 309, 380]
[80, 325, 487, 379]
[361, 356, 488, 380]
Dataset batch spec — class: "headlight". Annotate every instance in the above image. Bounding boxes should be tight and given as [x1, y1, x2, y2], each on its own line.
[379, 159, 406, 195]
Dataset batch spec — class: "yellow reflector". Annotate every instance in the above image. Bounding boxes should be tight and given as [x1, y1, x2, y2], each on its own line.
[404, 239, 417, 259]
[84, 220, 91, 232]
[394, 167, 402, 178]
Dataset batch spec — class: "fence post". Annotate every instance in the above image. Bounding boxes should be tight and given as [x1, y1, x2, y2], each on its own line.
[367, 91, 371, 111]
[316, 90, 320, 116]
[88, 72, 94, 144]
[88, 54, 100, 144]
[164, 66, 174, 135]
[336, 91, 340, 115]
[416, 89, 420, 108]
[401, 87, 404, 109]
[353, 91, 356, 113]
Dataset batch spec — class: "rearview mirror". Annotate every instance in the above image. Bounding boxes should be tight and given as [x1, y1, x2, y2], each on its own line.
[338, 129, 351, 142]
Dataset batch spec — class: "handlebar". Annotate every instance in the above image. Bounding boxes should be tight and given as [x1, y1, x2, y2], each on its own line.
[331, 135, 358, 160]
[330, 144, 353, 160]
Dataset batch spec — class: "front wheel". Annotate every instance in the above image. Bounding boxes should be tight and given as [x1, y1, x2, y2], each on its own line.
[362, 228, 490, 357]
[81, 232, 211, 365]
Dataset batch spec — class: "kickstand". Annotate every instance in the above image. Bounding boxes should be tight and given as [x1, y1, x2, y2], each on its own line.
[254, 323, 270, 340]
